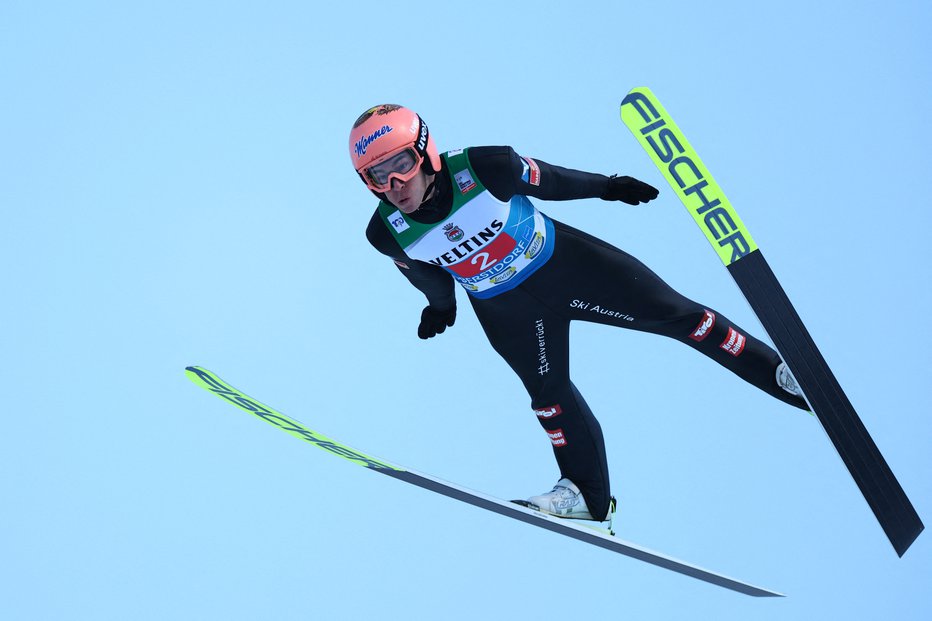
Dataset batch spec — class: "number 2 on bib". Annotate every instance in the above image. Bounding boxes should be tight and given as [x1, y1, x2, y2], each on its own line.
[471, 252, 497, 271]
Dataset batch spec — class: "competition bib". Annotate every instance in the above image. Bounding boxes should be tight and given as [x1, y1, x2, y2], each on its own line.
[378, 149, 554, 298]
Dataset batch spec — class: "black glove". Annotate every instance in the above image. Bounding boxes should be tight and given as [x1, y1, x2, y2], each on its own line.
[601, 175, 659, 205]
[418, 305, 456, 339]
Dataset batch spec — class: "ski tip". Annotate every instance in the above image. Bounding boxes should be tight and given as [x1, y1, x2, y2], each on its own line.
[185, 366, 217, 386]
[620, 86, 651, 105]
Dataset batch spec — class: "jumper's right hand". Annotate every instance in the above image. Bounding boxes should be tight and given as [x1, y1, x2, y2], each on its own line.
[418, 305, 456, 339]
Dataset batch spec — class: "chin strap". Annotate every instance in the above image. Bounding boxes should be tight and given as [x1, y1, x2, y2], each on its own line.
[419, 178, 437, 207]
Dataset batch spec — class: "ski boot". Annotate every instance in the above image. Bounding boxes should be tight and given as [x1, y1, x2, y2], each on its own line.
[514, 478, 617, 535]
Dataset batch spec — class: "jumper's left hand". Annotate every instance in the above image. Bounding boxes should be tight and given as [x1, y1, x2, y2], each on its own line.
[601, 175, 659, 205]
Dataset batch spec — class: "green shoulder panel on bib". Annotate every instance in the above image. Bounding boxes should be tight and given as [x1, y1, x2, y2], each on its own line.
[377, 148, 487, 249]
[444, 148, 487, 208]
[376, 199, 430, 248]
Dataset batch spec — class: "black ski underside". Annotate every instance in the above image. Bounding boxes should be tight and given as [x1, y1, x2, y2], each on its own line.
[728, 250, 923, 556]
[380, 469, 782, 597]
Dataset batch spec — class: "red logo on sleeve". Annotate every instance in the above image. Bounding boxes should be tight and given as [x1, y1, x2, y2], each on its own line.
[521, 157, 540, 185]
[524, 157, 541, 186]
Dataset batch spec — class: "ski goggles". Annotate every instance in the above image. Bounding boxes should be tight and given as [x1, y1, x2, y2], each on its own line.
[361, 148, 422, 192]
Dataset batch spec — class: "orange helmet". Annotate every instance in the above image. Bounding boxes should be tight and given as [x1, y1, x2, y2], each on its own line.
[349, 104, 442, 192]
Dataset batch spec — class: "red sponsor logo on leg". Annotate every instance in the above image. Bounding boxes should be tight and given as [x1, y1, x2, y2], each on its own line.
[720, 327, 747, 356]
[689, 310, 716, 341]
[534, 404, 563, 419]
[546, 428, 567, 447]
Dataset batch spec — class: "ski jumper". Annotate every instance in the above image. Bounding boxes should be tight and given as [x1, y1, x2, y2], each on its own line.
[366, 146, 807, 520]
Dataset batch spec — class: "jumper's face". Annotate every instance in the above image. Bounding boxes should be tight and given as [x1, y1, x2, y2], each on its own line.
[385, 168, 434, 214]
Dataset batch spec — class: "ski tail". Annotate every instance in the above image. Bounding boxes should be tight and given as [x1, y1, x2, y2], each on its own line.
[619, 87, 923, 556]
[727, 252, 923, 556]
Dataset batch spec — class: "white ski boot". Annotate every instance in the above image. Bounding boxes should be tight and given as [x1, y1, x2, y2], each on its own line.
[776, 362, 803, 398]
[519, 478, 616, 531]
[526, 478, 592, 518]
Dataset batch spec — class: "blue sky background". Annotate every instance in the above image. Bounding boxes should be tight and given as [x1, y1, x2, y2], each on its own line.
[2, 1, 929, 618]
